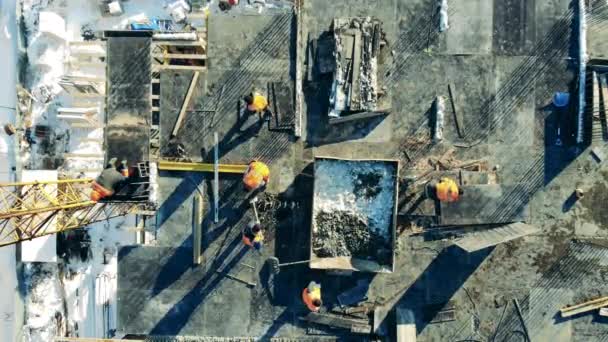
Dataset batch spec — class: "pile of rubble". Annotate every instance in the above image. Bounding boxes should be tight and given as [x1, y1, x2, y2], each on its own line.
[313, 210, 389, 261]
[329, 17, 385, 117]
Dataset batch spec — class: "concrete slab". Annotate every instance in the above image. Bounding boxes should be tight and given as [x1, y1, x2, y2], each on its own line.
[446, 0, 493, 55]
[492, 0, 536, 55]
[439, 184, 530, 226]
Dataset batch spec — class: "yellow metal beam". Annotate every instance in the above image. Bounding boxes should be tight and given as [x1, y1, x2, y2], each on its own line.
[0, 178, 94, 187]
[158, 160, 247, 174]
[0, 179, 142, 247]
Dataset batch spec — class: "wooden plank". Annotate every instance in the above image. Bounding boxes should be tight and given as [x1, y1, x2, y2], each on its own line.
[193, 193, 203, 265]
[153, 40, 205, 47]
[70, 61, 106, 67]
[152, 53, 207, 59]
[599, 74, 608, 129]
[448, 83, 464, 138]
[454, 222, 540, 252]
[350, 31, 362, 110]
[294, 4, 303, 138]
[55, 338, 144, 342]
[300, 312, 371, 333]
[151, 79, 160, 84]
[69, 41, 106, 46]
[593, 71, 600, 119]
[397, 307, 416, 342]
[71, 93, 105, 98]
[560, 296, 608, 317]
[152, 64, 207, 72]
[151, 95, 160, 100]
[69, 122, 103, 128]
[63, 153, 104, 158]
[63, 75, 105, 82]
[171, 71, 200, 137]
[329, 110, 389, 124]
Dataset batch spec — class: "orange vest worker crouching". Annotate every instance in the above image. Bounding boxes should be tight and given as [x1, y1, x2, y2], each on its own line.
[243, 160, 270, 192]
[302, 281, 322, 312]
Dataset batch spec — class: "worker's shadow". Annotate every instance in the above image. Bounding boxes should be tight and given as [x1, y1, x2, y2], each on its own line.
[212, 102, 267, 161]
[149, 235, 249, 336]
[202, 178, 252, 246]
[562, 191, 579, 212]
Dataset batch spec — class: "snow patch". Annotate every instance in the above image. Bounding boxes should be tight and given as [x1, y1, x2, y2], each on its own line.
[22, 263, 65, 342]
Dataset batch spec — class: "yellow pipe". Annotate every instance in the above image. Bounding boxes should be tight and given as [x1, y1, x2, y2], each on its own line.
[158, 160, 247, 174]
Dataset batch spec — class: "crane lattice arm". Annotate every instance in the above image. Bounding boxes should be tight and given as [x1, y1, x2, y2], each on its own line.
[0, 179, 138, 247]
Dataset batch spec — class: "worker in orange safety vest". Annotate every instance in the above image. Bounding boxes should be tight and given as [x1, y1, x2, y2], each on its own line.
[302, 281, 322, 312]
[244, 92, 271, 119]
[427, 177, 462, 202]
[242, 221, 264, 250]
[243, 160, 270, 192]
[90, 158, 129, 202]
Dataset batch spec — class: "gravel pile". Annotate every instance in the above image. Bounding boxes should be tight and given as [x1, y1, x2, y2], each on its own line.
[313, 210, 389, 260]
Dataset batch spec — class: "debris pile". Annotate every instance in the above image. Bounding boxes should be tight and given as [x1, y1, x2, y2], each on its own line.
[313, 210, 389, 260]
[328, 17, 386, 117]
[313, 158, 397, 265]
[314, 210, 369, 256]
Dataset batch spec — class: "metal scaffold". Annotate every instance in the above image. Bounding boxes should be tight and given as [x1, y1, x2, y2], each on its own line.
[0, 179, 139, 247]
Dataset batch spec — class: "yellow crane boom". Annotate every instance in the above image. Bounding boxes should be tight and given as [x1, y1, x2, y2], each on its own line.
[0, 179, 140, 247]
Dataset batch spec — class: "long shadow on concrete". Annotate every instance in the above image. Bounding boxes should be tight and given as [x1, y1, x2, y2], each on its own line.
[393, 245, 494, 334]
[151, 175, 250, 298]
[156, 171, 204, 229]
[149, 235, 249, 336]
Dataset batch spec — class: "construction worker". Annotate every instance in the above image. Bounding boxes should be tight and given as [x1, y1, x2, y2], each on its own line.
[242, 221, 264, 250]
[90, 158, 129, 202]
[243, 159, 270, 192]
[244, 92, 271, 119]
[427, 177, 462, 203]
[302, 281, 322, 312]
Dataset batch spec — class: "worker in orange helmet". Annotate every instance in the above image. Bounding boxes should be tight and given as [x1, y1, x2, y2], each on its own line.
[243, 159, 270, 192]
[302, 281, 322, 312]
[427, 177, 462, 202]
[90, 158, 129, 202]
[242, 221, 264, 250]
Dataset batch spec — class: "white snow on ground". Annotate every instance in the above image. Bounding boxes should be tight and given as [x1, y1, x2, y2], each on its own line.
[0, 0, 20, 340]
[22, 263, 65, 342]
[61, 215, 135, 338]
[313, 159, 396, 240]
[18, 0, 181, 340]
